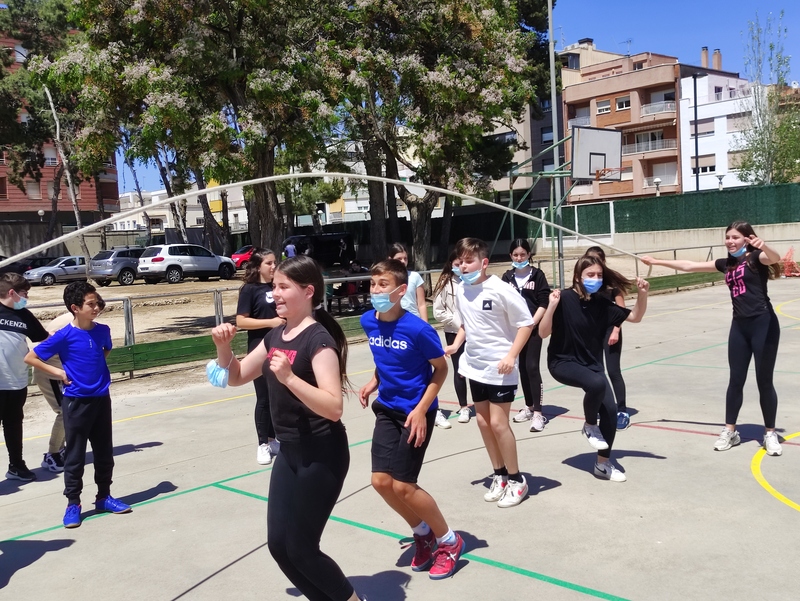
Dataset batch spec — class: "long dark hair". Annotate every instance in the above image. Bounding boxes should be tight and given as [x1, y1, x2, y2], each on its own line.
[509, 238, 533, 260]
[387, 242, 408, 259]
[275, 255, 349, 390]
[433, 250, 459, 299]
[725, 221, 780, 279]
[243, 248, 276, 285]
[572, 255, 631, 299]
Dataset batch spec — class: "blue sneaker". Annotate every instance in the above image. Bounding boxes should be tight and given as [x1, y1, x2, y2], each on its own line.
[616, 411, 631, 430]
[94, 496, 132, 514]
[63, 504, 81, 528]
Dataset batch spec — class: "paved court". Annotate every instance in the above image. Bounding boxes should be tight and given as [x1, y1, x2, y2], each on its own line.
[2, 280, 800, 601]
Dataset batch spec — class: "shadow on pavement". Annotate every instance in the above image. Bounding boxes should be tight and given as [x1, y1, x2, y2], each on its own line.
[0, 538, 74, 588]
[562, 449, 668, 475]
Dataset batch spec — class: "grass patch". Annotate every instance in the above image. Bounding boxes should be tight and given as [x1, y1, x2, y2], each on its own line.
[646, 271, 724, 292]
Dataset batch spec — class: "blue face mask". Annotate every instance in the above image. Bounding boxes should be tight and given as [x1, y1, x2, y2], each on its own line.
[370, 285, 401, 313]
[13, 297, 27, 310]
[206, 356, 234, 388]
[730, 244, 748, 258]
[452, 266, 462, 278]
[582, 278, 604, 294]
[461, 270, 483, 285]
[512, 260, 530, 270]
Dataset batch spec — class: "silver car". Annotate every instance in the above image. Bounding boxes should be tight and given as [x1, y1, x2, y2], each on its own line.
[89, 246, 146, 286]
[24, 256, 88, 286]
[137, 244, 236, 284]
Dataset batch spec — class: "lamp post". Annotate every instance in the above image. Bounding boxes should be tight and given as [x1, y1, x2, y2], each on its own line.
[716, 174, 724, 191]
[692, 73, 701, 192]
[37, 209, 45, 222]
[654, 177, 662, 197]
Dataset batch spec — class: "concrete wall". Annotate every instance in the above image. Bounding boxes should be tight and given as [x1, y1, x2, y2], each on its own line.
[63, 231, 144, 257]
[0, 222, 68, 258]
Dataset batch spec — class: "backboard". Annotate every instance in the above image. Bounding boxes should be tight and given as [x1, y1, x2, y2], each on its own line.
[570, 126, 623, 181]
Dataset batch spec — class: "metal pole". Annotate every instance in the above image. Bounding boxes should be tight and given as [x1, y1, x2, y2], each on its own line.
[213, 290, 224, 326]
[693, 74, 700, 192]
[123, 297, 135, 346]
[548, 0, 564, 287]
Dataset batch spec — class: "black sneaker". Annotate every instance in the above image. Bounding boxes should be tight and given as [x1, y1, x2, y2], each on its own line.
[6, 463, 37, 482]
[42, 452, 65, 473]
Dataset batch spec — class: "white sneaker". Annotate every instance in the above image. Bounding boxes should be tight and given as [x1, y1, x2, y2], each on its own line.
[257, 443, 273, 465]
[582, 424, 609, 450]
[764, 431, 782, 456]
[497, 476, 528, 508]
[435, 409, 452, 429]
[512, 407, 535, 423]
[713, 428, 741, 451]
[594, 461, 627, 482]
[457, 406, 471, 423]
[530, 413, 548, 432]
[483, 474, 508, 502]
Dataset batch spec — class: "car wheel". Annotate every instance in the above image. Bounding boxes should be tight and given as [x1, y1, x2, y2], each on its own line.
[97, 280, 112, 287]
[218, 264, 234, 280]
[166, 266, 182, 284]
[41, 273, 56, 286]
[198, 276, 210, 282]
[144, 277, 159, 285]
[118, 269, 136, 286]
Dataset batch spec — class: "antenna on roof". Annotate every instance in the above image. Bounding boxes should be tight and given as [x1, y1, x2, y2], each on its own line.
[558, 26, 566, 50]
[620, 38, 633, 56]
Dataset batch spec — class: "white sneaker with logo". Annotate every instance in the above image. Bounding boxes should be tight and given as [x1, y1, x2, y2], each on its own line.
[713, 428, 741, 451]
[457, 406, 471, 423]
[512, 407, 535, 423]
[530, 413, 548, 432]
[594, 461, 627, 482]
[257, 443, 273, 465]
[764, 431, 782, 456]
[497, 476, 528, 508]
[582, 423, 609, 450]
[435, 410, 452, 429]
[483, 474, 508, 502]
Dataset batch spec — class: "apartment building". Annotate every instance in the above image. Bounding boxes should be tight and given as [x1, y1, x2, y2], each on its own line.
[561, 40, 744, 202]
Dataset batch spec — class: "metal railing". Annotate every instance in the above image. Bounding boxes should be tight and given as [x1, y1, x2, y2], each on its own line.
[712, 88, 751, 102]
[641, 101, 676, 116]
[643, 174, 678, 187]
[622, 138, 677, 155]
[568, 116, 591, 129]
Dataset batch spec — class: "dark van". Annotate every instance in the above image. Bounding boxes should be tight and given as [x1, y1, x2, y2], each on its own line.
[281, 232, 355, 268]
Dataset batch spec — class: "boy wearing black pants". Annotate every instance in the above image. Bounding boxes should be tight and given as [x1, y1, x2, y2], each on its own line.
[0, 273, 48, 482]
[25, 282, 130, 528]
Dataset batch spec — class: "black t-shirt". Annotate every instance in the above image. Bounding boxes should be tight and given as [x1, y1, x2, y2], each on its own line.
[237, 282, 278, 351]
[262, 322, 345, 442]
[714, 250, 771, 319]
[501, 267, 551, 320]
[546, 288, 631, 372]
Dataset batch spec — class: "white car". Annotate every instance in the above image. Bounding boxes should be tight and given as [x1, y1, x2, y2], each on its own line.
[137, 244, 236, 284]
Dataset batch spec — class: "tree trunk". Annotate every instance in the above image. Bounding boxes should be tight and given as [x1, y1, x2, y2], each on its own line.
[154, 153, 188, 243]
[386, 181, 401, 243]
[311, 212, 323, 233]
[363, 140, 387, 263]
[249, 144, 284, 250]
[405, 190, 438, 294]
[438, 195, 454, 263]
[93, 174, 107, 250]
[46, 164, 63, 241]
[193, 168, 228, 254]
[220, 190, 231, 255]
[124, 153, 151, 245]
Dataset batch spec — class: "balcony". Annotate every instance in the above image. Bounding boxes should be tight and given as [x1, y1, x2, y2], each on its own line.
[641, 101, 676, 117]
[622, 138, 678, 155]
[568, 116, 591, 129]
[44, 158, 58, 167]
[644, 174, 678, 188]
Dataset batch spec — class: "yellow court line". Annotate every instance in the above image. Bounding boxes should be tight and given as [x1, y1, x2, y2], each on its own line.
[751, 431, 800, 513]
[644, 300, 729, 319]
[775, 298, 800, 322]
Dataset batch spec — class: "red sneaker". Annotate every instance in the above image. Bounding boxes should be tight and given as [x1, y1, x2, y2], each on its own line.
[410, 530, 437, 571]
[429, 532, 465, 580]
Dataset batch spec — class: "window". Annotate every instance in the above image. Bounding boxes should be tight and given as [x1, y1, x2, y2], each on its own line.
[621, 166, 633, 181]
[44, 148, 58, 167]
[14, 44, 27, 63]
[691, 154, 716, 175]
[233, 214, 239, 226]
[195, 217, 204, 226]
[542, 159, 555, 172]
[46, 181, 56, 199]
[26, 181, 42, 199]
[541, 126, 553, 143]
[690, 118, 715, 137]
[714, 86, 723, 100]
[0, 176, 7, 199]
[149, 219, 164, 231]
[190, 246, 213, 257]
[616, 96, 631, 110]
[727, 112, 751, 132]
[62, 258, 76, 267]
[596, 100, 611, 114]
[19, 111, 30, 123]
[541, 98, 552, 112]
[728, 151, 745, 170]
[633, 61, 645, 71]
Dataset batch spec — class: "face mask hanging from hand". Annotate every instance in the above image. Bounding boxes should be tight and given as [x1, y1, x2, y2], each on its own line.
[206, 355, 235, 388]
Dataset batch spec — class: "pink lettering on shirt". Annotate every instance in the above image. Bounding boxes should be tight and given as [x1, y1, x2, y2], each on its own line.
[726, 264, 747, 297]
[268, 348, 298, 364]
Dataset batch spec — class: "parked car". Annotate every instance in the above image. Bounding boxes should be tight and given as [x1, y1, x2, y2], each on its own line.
[231, 245, 254, 269]
[24, 256, 88, 286]
[0, 255, 30, 275]
[137, 244, 237, 284]
[88, 246, 146, 286]
[281, 232, 355, 267]
[25, 256, 60, 270]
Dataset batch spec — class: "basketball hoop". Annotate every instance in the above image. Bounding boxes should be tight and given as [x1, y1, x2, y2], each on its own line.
[594, 167, 625, 181]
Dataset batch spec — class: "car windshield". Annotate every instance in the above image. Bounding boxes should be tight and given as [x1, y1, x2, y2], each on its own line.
[141, 247, 162, 258]
[45, 258, 64, 267]
[234, 245, 252, 254]
[93, 251, 114, 260]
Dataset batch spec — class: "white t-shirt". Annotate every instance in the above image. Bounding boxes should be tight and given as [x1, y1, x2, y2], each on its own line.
[455, 274, 533, 386]
[401, 271, 424, 317]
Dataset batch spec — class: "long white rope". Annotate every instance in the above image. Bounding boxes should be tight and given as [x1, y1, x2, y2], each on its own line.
[0, 172, 640, 268]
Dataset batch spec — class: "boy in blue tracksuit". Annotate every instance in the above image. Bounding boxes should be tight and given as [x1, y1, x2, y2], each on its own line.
[359, 259, 465, 580]
[25, 281, 131, 528]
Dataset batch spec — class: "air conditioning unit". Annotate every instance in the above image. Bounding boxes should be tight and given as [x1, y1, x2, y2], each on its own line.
[792, 81, 800, 89]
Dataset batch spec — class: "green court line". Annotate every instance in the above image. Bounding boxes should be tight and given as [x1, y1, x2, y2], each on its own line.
[213, 483, 269, 502]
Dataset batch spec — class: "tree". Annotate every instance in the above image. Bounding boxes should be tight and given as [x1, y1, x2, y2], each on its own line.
[736, 11, 800, 185]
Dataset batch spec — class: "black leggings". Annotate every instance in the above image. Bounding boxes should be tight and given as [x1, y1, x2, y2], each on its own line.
[549, 361, 616, 458]
[253, 375, 275, 444]
[519, 332, 544, 411]
[725, 311, 780, 428]
[267, 430, 353, 601]
[603, 329, 627, 411]
[445, 331, 468, 407]
[0, 388, 27, 466]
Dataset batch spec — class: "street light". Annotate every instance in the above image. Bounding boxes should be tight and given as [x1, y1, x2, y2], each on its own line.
[653, 177, 662, 197]
[37, 209, 45, 222]
[716, 174, 725, 190]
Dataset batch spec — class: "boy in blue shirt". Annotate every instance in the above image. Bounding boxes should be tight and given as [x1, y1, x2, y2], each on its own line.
[359, 259, 464, 580]
[25, 282, 131, 528]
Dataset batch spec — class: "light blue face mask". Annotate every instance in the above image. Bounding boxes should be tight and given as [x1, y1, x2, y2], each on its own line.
[12, 296, 27, 310]
[582, 277, 603, 294]
[206, 355, 234, 388]
[730, 244, 748, 258]
[370, 285, 402, 313]
[512, 260, 530, 270]
[452, 266, 462, 278]
[461, 270, 482, 285]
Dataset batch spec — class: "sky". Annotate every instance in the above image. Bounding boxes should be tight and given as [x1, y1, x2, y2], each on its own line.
[117, 0, 800, 194]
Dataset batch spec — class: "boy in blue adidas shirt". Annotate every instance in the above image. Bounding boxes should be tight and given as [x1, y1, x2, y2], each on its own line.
[359, 259, 464, 580]
[25, 282, 131, 528]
